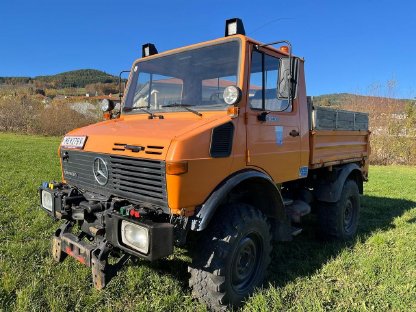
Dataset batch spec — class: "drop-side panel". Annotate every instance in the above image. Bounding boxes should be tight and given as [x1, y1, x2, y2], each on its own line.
[309, 130, 370, 168]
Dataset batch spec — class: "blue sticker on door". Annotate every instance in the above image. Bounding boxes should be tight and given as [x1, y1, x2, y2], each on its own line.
[275, 126, 283, 145]
[299, 166, 308, 177]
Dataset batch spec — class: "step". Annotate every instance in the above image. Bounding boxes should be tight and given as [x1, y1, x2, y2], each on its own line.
[286, 200, 311, 223]
[291, 226, 303, 236]
[283, 198, 294, 206]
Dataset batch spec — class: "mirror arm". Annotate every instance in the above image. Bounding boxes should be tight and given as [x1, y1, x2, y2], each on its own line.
[119, 70, 130, 103]
[256, 40, 293, 104]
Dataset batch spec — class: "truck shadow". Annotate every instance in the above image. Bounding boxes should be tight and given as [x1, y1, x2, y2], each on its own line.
[125, 195, 415, 297]
[267, 194, 415, 287]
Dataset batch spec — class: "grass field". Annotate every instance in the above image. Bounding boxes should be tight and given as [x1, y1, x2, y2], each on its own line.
[0, 133, 415, 311]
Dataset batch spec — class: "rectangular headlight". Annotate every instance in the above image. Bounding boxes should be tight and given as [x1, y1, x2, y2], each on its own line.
[121, 221, 149, 254]
[225, 18, 245, 37]
[41, 190, 53, 212]
[227, 22, 237, 36]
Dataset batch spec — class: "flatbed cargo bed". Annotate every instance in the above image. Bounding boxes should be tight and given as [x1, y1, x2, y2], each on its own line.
[308, 105, 370, 169]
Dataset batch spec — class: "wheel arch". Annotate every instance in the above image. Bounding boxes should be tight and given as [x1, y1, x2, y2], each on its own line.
[190, 169, 285, 232]
[314, 163, 364, 203]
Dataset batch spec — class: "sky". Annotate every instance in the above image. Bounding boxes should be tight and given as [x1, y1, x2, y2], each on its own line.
[0, 0, 415, 98]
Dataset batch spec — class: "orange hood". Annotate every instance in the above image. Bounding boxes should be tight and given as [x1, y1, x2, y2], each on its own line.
[65, 112, 225, 159]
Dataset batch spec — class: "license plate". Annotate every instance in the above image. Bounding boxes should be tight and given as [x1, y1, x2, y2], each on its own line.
[61, 136, 87, 149]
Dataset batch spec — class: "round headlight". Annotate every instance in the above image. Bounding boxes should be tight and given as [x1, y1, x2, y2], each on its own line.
[223, 86, 242, 105]
[101, 99, 115, 112]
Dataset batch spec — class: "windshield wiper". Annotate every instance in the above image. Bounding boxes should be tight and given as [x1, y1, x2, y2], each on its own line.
[123, 106, 164, 119]
[163, 103, 202, 117]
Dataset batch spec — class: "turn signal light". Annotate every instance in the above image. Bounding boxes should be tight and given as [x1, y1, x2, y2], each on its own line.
[280, 46, 289, 53]
[166, 161, 188, 175]
[227, 106, 239, 118]
[103, 112, 111, 120]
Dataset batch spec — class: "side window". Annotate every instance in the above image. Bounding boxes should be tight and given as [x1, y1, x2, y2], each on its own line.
[249, 50, 292, 112]
[248, 51, 263, 109]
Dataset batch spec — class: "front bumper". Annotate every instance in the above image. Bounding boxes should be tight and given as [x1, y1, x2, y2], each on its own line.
[39, 184, 174, 262]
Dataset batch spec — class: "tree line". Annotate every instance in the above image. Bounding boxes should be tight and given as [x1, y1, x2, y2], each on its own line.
[0, 69, 118, 89]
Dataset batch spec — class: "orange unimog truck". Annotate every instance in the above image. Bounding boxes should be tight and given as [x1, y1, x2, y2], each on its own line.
[39, 18, 370, 310]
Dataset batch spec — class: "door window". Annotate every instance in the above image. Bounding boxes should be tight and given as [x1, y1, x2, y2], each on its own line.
[249, 50, 291, 112]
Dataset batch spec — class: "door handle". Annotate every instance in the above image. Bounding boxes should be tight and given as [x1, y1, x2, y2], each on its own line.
[257, 111, 270, 122]
[289, 129, 299, 137]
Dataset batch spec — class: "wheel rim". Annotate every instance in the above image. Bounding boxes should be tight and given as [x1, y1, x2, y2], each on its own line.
[231, 233, 262, 294]
[344, 198, 355, 233]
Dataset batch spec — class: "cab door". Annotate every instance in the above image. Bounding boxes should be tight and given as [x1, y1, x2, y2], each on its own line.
[246, 48, 301, 183]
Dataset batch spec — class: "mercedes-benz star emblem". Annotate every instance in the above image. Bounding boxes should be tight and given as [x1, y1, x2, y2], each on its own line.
[93, 157, 109, 186]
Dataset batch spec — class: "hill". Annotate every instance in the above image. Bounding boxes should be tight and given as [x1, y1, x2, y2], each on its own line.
[0, 69, 118, 88]
[312, 93, 411, 113]
[35, 69, 118, 88]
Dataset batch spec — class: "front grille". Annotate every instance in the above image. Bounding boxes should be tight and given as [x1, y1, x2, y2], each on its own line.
[61, 150, 167, 209]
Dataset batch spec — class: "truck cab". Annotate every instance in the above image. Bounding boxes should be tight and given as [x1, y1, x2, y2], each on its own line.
[39, 18, 369, 310]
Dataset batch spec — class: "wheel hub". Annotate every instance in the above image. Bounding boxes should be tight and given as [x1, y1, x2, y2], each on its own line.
[231, 234, 262, 293]
[344, 199, 354, 233]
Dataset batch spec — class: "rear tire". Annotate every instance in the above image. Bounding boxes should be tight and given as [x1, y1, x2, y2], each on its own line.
[188, 203, 272, 311]
[318, 179, 360, 240]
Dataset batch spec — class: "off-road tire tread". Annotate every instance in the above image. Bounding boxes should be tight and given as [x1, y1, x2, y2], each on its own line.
[318, 179, 360, 240]
[188, 204, 272, 311]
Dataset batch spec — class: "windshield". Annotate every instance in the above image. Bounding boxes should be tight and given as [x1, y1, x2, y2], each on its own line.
[123, 40, 240, 114]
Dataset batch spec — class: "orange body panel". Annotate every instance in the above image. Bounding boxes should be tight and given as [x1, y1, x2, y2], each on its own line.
[243, 43, 309, 183]
[60, 35, 370, 216]
[165, 115, 237, 214]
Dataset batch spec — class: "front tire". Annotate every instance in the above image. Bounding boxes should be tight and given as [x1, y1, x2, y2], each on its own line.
[188, 204, 272, 311]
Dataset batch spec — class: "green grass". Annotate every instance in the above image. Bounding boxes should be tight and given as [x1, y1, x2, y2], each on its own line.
[1, 133, 415, 311]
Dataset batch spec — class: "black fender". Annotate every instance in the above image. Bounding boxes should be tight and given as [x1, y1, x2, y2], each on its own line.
[314, 163, 363, 203]
[190, 170, 285, 231]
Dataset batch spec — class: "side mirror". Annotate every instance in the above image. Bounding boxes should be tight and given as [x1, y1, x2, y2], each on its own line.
[277, 58, 291, 99]
[118, 69, 131, 102]
[277, 57, 298, 100]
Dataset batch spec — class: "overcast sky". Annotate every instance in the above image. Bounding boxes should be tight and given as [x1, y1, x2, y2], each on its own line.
[0, 0, 415, 98]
